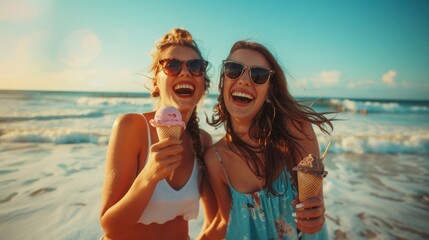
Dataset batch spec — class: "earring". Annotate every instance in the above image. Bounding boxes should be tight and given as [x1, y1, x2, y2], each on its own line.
[265, 99, 276, 123]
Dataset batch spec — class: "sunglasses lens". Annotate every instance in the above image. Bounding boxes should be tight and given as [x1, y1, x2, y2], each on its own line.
[160, 59, 207, 77]
[224, 62, 244, 79]
[251, 67, 271, 85]
[187, 59, 207, 76]
[161, 59, 181, 76]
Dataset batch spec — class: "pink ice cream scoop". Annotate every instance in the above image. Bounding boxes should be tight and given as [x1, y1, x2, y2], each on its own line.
[149, 106, 186, 128]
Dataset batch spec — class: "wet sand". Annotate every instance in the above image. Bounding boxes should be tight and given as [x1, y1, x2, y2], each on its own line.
[1, 144, 428, 239]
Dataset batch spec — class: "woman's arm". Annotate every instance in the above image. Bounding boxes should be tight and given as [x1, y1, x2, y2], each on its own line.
[100, 114, 183, 238]
[198, 130, 218, 232]
[198, 145, 231, 239]
[199, 178, 218, 237]
[290, 120, 326, 234]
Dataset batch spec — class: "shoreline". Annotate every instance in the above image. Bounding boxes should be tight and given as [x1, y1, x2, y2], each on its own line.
[1, 144, 428, 239]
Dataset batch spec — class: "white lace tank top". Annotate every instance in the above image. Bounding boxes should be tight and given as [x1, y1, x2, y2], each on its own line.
[138, 114, 200, 224]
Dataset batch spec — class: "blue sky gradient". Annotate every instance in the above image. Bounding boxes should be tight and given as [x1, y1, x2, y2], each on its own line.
[1, 0, 428, 99]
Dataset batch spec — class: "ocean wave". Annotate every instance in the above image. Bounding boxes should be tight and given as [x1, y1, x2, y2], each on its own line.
[76, 97, 153, 107]
[0, 129, 109, 144]
[1, 128, 428, 154]
[0, 110, 104, 122]
[318, 133, 429, 154]
[328, 99, 429, 114]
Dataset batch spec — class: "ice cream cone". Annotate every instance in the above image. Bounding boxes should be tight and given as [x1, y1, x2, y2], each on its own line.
[156, 125, 182, 180]
[293, 141, 332, 202]
[150, 106, 186, 181]
[297, 171, 323, 202]
[156, 125, 182, 140]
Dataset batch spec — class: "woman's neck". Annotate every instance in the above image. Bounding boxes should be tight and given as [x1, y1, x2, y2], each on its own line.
[230, 117, 259, 147]
[182, 110, 192, 124]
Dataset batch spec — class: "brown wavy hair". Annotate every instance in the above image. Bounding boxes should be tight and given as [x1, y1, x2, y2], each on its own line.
[208, 40, 334, 193]
[150, 28, 210, 188]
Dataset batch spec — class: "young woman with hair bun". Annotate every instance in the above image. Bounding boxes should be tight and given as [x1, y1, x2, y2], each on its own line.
[100, 28, 216, 240]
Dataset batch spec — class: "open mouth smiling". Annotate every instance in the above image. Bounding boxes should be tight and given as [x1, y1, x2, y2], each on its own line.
[174, 83, 195, 96]
[231, 91, 254, 103]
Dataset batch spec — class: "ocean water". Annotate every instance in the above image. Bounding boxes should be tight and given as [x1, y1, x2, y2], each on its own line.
[0, 90, 428, 239]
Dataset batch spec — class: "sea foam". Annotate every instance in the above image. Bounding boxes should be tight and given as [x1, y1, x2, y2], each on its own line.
[329, 99, 429, 114]
[0, 129, 109, 145]
[0, 110, 104, 122]
[1, 127, 428, 154]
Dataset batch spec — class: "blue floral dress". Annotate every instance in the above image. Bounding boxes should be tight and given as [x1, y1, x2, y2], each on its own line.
[213, 146, 328, 240]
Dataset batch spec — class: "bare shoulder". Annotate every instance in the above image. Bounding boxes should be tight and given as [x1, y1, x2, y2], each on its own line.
[113, 113, 151, 129]
[288, 119, 316, 140]
[203, 139, 229, 186]
[288, 119, 320, 163]
[204, 139, 227, 168]
[199, 129, 213, 150]
[203, 145, 216, 164]
[109, 113, 154, 150]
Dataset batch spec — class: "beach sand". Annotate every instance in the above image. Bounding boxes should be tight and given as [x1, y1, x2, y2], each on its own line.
[0, 143, 105, 240]
[322, 153, 429, 240]
[1, 143, 428, 239]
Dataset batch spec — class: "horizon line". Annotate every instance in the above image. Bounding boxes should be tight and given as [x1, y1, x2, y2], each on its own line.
[1, 89, 428, 102]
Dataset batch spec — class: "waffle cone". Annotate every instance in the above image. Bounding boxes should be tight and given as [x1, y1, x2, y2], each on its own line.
[156, 125, 182, 140]
[156, 125, 182, 180]
[297, 171, 323, 202]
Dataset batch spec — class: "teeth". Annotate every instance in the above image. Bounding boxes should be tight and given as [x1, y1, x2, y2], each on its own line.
[232, 91, 253, 100]
[174, 84, 195, 91]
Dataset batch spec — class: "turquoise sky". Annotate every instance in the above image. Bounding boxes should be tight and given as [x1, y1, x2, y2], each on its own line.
[1, 0, 428, 100]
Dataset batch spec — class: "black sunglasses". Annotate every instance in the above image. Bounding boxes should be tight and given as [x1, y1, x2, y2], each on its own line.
[158, 58, 208, 77]
[222, 60, 274, 85]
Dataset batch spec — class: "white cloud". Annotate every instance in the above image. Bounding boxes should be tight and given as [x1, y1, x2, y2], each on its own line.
[59, 29, 102, 67]
[313, 71, 341, 86]
[347, 79, 377, 89]
[382, 70, 397, 86]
